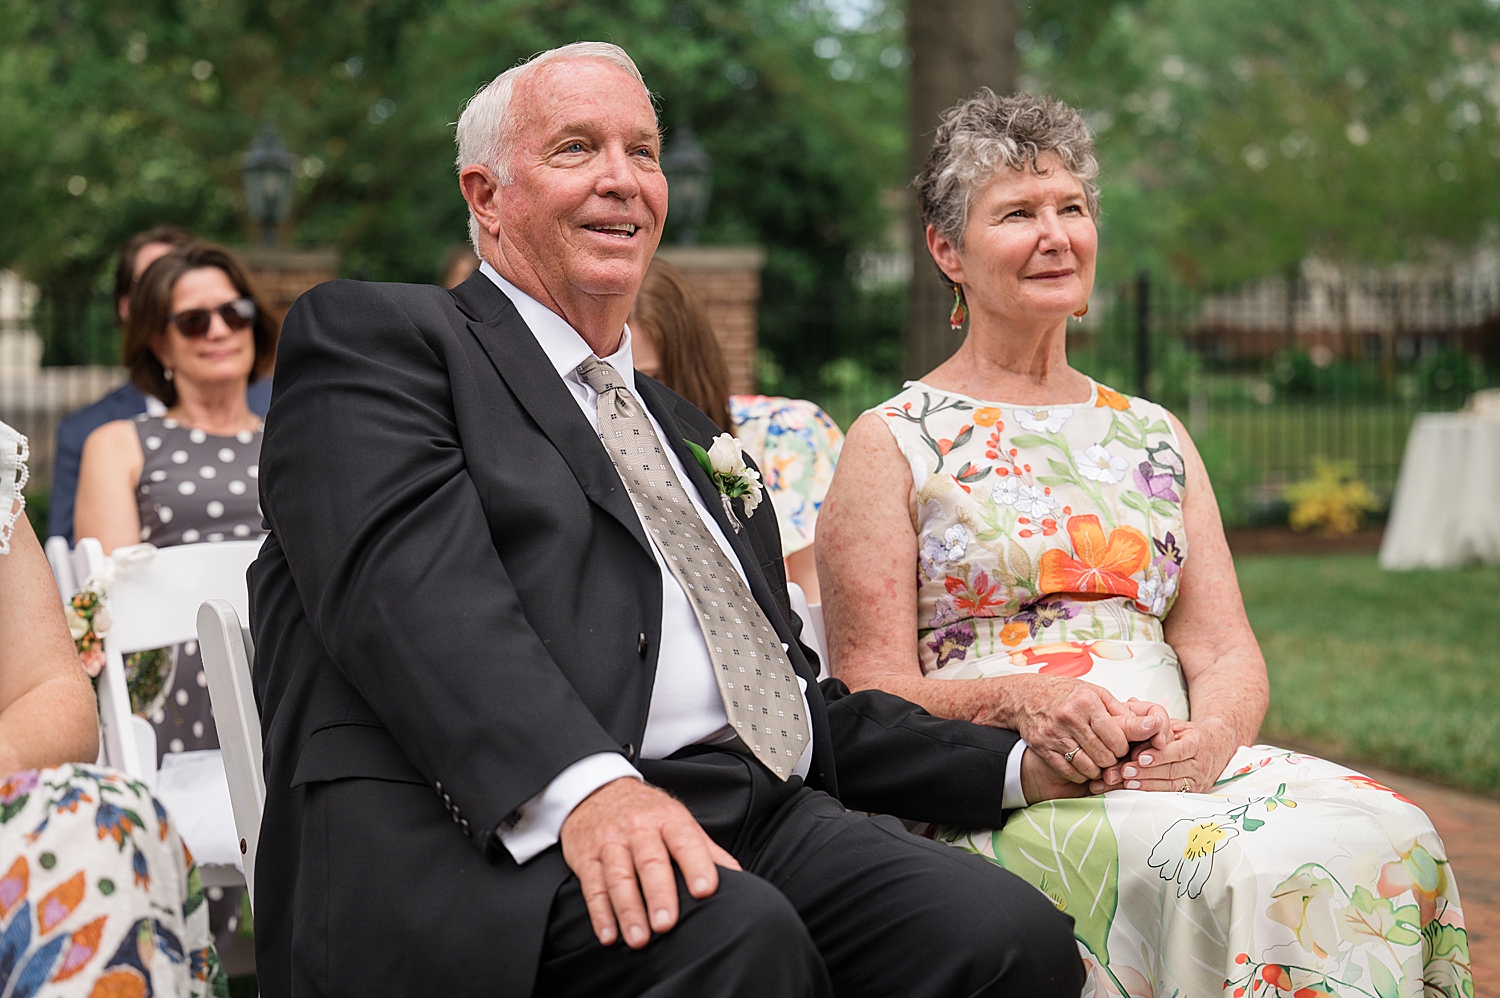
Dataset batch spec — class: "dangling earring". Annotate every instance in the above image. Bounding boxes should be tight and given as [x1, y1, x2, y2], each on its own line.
[1072, 303, 1089, 320]
[163, 367, 174, 381]
[949, 285, 968, 331]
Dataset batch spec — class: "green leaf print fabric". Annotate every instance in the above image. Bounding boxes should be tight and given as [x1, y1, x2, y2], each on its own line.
[876, 380, 1471, 998]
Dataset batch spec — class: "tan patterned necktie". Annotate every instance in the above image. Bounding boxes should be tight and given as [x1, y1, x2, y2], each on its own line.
[576, 355, 809, 779]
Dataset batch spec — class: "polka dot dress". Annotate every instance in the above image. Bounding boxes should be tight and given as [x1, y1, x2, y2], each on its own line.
[131, 415, 264, 763]
[134, 414, 262, 548]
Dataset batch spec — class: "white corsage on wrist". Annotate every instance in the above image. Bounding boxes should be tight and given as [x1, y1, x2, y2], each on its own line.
[686, 433, 763, 532]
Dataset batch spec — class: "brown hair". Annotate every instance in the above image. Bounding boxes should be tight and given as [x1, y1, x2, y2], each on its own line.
[112, 226, 194, 314]
[633, 260, 732, 431]
[123, 242, 278, 407]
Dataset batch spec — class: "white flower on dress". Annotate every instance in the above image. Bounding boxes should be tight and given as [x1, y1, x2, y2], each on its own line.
[994, 477, 1061, 520]
[1147, 816, 1240, 898]
[1075, 444, 1128, 484]
[942, 524, 970, 562]
[1018, 485, 1060, 520]
[1015, 407, 1073, 434]
[1135, 574, 1177, 616]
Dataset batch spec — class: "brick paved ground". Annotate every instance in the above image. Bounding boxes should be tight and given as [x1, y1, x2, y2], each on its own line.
[1344, 763, 1498, 997]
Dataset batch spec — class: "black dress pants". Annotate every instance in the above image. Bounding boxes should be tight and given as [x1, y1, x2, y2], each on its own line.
[532, 750, 1084, 998]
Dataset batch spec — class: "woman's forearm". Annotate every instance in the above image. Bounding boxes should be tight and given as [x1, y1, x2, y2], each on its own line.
[0, 673, 99, 778]
[1182, 651, 1268, 755]
[843, 668, 1030, 729]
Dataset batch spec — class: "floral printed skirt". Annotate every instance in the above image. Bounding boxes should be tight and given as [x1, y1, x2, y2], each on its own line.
[0, 764, 226, 997]
[934, 746, 1470, 998]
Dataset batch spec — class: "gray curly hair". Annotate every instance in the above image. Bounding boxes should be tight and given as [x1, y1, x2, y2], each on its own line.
[915, 90, 1099, 282]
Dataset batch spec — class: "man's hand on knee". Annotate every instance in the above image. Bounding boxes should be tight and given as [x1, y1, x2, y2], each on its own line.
[560, 777, 741, 950]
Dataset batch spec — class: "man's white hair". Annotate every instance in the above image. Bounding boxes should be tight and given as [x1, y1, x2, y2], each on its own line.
[454, 42, 652, 252]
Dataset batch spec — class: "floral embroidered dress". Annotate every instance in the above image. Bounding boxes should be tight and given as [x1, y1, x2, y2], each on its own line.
[0, 765, 226, 997]
[875, 380, 1470, 998]
[730, 395, 844, 556]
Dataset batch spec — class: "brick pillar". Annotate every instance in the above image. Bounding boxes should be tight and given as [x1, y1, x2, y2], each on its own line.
[237, 247, 341, 328]
[652, 246, 766, 395]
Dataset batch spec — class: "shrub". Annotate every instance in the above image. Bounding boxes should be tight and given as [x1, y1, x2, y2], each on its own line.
[1283, 460, 1379, 535]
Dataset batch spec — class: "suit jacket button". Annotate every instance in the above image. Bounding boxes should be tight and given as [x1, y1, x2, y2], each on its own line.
[622, 742, 636, 761]
[637, 632, 648, 657]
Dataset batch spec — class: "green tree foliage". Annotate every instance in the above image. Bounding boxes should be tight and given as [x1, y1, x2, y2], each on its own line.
[1018, 0, 1500, 285]
[0, 0, 909, 380]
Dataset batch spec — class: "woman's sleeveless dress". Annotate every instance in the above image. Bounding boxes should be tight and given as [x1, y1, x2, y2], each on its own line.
[129, 415, 264, 761]
[128, 414, 263, 952]
[874, 381, 1470, 998]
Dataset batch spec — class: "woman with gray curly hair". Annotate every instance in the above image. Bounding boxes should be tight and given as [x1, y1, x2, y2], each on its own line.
[819, 91, 1468, 997]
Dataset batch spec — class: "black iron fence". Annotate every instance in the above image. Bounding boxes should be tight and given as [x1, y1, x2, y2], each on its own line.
[1069, 269, 1500, 523]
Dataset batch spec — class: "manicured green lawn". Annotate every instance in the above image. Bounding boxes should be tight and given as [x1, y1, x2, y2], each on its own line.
[1236, 554, 1500, 795]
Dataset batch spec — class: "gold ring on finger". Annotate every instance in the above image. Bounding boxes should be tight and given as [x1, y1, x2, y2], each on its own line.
[1179, 778, 1193, 794]
[1064, 748, 1079, 764]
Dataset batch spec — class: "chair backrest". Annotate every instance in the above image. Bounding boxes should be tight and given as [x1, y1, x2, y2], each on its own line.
[44, 535, 76, 601]
[77, 538, 260, 780]
[197, 599, 264, 910]
[787, 582, 830, 682]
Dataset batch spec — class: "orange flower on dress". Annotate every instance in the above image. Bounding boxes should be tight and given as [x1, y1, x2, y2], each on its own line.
[973, 407, 1003, 427]
[1095, 385, 1130, 410]
[945, 570, 1005, 616]
[999, 621, 1030, 646]
[1037, 515, 1150, 599]
[1012, 641, 1098, 677]
[1342, 774, 1414, 805]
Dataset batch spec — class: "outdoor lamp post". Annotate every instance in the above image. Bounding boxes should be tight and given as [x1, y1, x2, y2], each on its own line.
[661, 124, 712, 246]
[241, 123, 296, 248]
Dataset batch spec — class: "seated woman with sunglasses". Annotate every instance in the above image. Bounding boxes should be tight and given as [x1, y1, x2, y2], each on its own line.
[74, 242, 274, 947]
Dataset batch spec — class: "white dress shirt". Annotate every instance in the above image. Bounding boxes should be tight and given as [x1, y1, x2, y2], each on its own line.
[480, 263, 812, 864]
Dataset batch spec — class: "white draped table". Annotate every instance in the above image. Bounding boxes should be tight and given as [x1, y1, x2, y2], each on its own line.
[1379, 410, 1500, 569]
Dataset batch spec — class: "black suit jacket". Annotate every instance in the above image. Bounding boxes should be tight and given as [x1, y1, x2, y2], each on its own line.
[249, 271, 1021, 996]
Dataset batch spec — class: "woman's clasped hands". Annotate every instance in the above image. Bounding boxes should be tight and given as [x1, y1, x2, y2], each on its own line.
[1088, 717, 1234, 797]
[1009, 675, 1173, 784]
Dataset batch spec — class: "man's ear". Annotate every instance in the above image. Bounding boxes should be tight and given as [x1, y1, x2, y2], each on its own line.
[459, 165, 504, 240]
[925, 224, 966, 287]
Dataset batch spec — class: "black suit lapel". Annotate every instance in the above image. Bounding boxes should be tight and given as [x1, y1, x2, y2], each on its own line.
[452, 273, 651, 556]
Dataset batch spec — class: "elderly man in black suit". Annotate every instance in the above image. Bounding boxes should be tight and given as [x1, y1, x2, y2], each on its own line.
[250, 41, 1097, 998]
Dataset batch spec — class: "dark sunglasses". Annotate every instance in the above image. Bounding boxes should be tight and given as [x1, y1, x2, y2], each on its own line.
[166, 298, 257, 338]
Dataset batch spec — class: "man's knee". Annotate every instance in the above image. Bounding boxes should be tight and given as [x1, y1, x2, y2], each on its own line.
[689, 869, 814, 955]
[670, 870, 829, 996]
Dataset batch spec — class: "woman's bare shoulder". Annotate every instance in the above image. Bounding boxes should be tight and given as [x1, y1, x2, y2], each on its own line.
[80, 419, 143, 467]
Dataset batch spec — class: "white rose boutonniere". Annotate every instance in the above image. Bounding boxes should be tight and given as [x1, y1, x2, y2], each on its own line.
[687, 432, 763, 532]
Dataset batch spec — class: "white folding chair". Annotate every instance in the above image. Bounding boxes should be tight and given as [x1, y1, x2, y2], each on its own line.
[44, 535, 76, 601]
[73, 538, 155, 782]
[76, 537, 260, 889]
[787, 582, 830, 681]
[197, 599, 265, 910]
